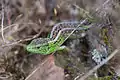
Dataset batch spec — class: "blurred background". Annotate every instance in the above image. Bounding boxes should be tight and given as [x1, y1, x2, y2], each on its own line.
[0, 0, 120, 80]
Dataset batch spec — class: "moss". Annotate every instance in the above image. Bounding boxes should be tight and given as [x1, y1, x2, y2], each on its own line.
[89, 76, 120, 80]
[100, 27, 113, 51]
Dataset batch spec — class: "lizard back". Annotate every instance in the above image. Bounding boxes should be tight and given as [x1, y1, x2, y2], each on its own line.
[50, 21, 82, 39]
[50, 21, 91, 40]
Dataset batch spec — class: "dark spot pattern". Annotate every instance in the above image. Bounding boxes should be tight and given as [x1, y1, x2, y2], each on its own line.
[51, 22, 82, 39]
[30, 38, 52, 45]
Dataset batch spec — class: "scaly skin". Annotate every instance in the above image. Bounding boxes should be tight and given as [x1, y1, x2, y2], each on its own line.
[26, 20, 92, 55]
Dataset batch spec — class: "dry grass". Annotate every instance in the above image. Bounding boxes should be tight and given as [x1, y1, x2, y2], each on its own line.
[0, 0, 120, 80]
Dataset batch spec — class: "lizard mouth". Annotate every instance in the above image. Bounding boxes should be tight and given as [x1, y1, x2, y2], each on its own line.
[26, 45, 37, 53]
[26, 46, 32, 52]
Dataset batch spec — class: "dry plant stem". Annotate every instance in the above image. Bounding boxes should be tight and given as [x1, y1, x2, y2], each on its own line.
[24, 54, 54, 80]
[0, 23, 40, 33]
[6, 6, 11, 25]
[0, 23, 46, 48]
[1, 1, 6, 43]
[75, 48, 120, 80]
[95, 0, 111, 12]
[1, 31, 42, 47]
[0, 24, 19, 33]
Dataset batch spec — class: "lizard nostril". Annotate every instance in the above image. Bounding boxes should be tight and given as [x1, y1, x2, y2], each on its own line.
[36, 46, 40, 49]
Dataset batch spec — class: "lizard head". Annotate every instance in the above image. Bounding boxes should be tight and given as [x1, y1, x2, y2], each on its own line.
[26, 38, 55, 55]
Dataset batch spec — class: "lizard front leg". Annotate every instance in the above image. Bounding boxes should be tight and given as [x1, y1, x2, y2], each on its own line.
[57, 46, 70, 52]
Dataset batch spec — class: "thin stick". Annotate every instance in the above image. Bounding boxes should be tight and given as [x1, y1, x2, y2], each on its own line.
[75, 48, 120, 80]
[53, 19, 87, 42]
[25, 55, 52, 80]
[1, 1, 6, 42]
[0, 22, 40, 33]
[0, 24, 18, 33]
[95, 0, 111, 12]
[0, 23, 46, 48]
[1, 31, 42, 47]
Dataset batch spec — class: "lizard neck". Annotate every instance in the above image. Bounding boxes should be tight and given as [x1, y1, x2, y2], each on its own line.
[53, 35, 65, 47]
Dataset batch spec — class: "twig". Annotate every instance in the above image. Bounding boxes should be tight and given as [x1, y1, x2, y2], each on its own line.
[24, 60, 47, 80]
[0, 22, 40, 33]
[0, 24, 18, 33]
[24, 55, 53, 80]
[1, 1, 6, 42]
[1, 31, 41, 47]
[74, 48, 120, 80]
[0, 23, 45, 48]
[95, 0, 111, 12]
